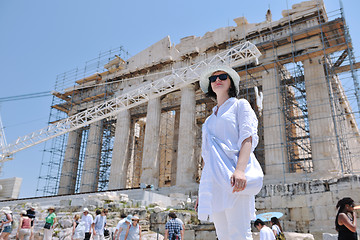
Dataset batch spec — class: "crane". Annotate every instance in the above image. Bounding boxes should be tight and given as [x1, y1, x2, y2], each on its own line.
[0, 114, 13, 166]
[0, 41, 261, 160]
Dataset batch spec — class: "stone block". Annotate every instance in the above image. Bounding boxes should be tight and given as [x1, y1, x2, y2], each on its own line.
[184, 230, 195, 240]
[313, 206, 328, 220]
[284, 232, 314, 240]
[195, 230, 217, 240]
[289, 208, 302, 221]
[301, 207, 314, 221]
[306, 191, 333, 206]
[85, 198, 104, 208]
[323, 233, 338, 240]
[284, 220, 296, 231]
[58, 218, 73, 228]
[193, 223, 215, 231]
[309, 219, 335, 233]
[59, 199, 71, 207]
[150, 212, 168, 224]
[309, 179, 327, 193]
[270, 195, 283, 209]
[70, 198, 86, 206]
[150, 223, 165, 234]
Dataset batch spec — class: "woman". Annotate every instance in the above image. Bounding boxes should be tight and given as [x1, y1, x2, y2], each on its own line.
[0, 207, 13, 240]
[197, 65, 263, 240]
[72, 214, 84, 240]
[117, 216, 131, 240]
[17, 210, 31, 240]
[124, 215, 141, 240]
[43, 207, 57, 240]
[335, 197, 357, 240]
[270, 217, 285, 240]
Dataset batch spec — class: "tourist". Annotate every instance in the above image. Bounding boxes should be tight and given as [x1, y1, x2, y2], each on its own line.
[335, 197, 358, 239]
[270, 217, 285, 240]
[0, 207, 12, 240]
[17, 210, 31, 240]
[81, 208, 94, 240]
[26, 205, 36, 240]
[196, 65, 264, 240]
[254, 219, 275, 240]
[43, 207, 57, 240]
[114, 214, 128, 239]
[72, 214, 85, 240]
[93, 209, 108, 240]
[164, 212, 183, 240]
[124, 215, 141, 240]
[174, 214, 185, 239]
[116, 215, 132, 240]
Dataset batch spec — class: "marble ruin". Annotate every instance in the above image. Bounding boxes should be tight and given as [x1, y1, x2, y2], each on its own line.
[34, 0, 360, 237]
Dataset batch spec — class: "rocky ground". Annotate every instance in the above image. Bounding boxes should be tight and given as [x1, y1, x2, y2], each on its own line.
[1, 192, 316, 240]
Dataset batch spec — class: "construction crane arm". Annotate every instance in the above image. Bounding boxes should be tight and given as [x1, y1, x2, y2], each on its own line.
[0, 41, 261, 160]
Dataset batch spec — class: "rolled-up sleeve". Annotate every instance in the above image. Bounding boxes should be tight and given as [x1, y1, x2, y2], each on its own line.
[201, 125, 209, 162]
[237, 99, 259, 152]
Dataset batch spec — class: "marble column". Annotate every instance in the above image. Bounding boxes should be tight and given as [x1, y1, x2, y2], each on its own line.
[262, 68, 288, 175]
[140, 97, 161, 187]
[171, 110, 180, 185]
[176, 85, 197, 187]
[80, 120, 103, 192]
[108, 110, 131, 190]
[303, 57, 338, 174]
[58, 128, 82, 195]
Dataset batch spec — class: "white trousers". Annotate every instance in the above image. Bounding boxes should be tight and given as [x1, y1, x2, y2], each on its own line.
[93, 233, 105, 240]
[43, 228, 53, 240]
[212, 195, 254, 240]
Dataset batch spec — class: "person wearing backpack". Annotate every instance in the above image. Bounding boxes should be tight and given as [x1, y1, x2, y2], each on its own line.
[271, 217, 286, 240]
[164, 212, 183, 240]
[0, 207, 13, 240]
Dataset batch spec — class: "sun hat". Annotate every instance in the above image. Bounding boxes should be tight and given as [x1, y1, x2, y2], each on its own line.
[48, 206, 55, 211]
[199, 65, 240, 95]
[83, 208, 89, 212]
[1, 207, 12, 214]
[131, 215, 139, 221]
[20, 210, 27, 215]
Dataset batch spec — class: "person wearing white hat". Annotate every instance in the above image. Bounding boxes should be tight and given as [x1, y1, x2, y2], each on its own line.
[124, 215, 141, 240]
[17, 210, 31, 240]
[0, 207, 13, 240]
[81, 208, 94, 240]
[196, 65, 264, 240]
[117, 215, 132, 240]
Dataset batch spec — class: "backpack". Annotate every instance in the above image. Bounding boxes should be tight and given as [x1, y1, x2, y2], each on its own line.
[276, 232, 286, 240]
[171, 228, 180, 240]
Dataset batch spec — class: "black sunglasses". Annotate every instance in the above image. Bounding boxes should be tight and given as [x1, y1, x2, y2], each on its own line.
[209, 73, 229, 82]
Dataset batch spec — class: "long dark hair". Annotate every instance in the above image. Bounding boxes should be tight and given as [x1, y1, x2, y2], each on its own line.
[335, 197, 354, 232]
[205, 74, 237, 99]
[271, 217, 283, 233]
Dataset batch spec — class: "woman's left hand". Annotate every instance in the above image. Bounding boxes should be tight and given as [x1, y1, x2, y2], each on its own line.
[230, 170, 247, 193]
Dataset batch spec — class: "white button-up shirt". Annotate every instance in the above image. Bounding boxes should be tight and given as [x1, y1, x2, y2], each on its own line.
[81, 214, 94, 232]
[198, 98, 263, 221]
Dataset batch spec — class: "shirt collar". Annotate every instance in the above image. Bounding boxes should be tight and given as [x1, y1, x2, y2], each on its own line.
[212, 97, 237, 113]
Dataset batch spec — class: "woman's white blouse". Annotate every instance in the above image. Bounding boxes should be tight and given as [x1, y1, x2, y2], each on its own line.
[198, 97, 262, 221]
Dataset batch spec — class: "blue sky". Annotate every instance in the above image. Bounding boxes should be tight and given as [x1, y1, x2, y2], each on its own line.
[0, 0, 359, 198]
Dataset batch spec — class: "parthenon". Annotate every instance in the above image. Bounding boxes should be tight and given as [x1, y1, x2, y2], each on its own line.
[38, 0, 360, 197]
[29, 2, 360, 234]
